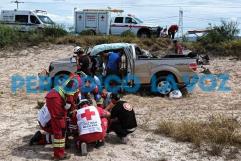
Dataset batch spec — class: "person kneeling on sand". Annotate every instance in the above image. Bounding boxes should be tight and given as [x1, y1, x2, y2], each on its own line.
[74, 99, 110, 156]
[108, 93, 137, 144]
[29, 76, 81, 160]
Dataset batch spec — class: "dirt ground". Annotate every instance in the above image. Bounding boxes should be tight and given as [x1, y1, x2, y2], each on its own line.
[0, 44, 241, 161]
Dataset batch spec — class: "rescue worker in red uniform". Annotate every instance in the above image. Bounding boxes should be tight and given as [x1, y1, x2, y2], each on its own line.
[30, 75, 81, 160]
[168, 24, 179, 39]
[73, 99, 110, 156]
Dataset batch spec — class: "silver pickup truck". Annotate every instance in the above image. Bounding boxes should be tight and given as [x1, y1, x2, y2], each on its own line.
[47, 43, 197, 95]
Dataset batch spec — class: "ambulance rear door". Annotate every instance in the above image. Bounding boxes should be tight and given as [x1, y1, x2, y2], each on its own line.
[97, 11, 110, 35]
[85, 12, 98, 31]
[75, 11, 85, 33]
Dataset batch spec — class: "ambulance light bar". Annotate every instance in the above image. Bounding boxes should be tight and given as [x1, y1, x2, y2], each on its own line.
[83, 9, 124, 13]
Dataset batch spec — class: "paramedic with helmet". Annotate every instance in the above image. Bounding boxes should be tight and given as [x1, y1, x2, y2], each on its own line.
[74, 46, 91, 75]
[29, 76, 81, 160]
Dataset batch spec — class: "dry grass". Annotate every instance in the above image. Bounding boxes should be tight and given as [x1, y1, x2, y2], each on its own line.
[35, 101, 45, 109]
[55, 35, 170, 52]
[155, 116, 241, 156]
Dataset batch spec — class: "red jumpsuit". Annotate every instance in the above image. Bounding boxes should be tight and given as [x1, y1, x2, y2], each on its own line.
[35, 74, 81, 158]
[36, 91, 79, 148]
[46, 89, 67, 159]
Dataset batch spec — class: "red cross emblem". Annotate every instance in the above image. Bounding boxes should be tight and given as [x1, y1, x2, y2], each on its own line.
[81, 109, 95, 121]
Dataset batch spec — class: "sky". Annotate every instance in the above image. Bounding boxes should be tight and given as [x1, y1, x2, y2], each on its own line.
[1, 0, 241, 34]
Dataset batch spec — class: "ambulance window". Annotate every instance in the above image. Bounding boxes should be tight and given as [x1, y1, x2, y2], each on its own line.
[15, 15, 28, 23]
[114, 17, 123, 23]
[125, 17, 137, 24]
[30, 16, 40, 24]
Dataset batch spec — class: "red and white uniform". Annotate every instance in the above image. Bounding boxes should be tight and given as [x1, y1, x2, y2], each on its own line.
[75, 106, 108, 143]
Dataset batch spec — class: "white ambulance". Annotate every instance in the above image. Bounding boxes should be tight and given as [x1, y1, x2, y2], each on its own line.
[74, 9, 161, 37]
[0, 9, 54, 31]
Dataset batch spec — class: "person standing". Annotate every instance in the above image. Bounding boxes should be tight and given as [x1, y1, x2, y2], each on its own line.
[168, 24, 179, 39]
[108, 93, 137, 144]
[106, 51, 121, 76]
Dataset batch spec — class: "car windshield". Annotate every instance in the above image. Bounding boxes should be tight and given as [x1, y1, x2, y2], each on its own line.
[134, 17, 143, 24]
[37, 15, 54, 24]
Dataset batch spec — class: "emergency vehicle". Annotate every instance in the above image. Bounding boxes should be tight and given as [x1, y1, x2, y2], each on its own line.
[74, 9, 161, 37]
[0, 9, 54, 31]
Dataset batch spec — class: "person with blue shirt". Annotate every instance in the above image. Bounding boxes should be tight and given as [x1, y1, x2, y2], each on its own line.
[106, 51, 121, 76]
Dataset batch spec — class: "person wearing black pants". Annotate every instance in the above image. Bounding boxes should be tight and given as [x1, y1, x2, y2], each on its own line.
[108, 93, 137, 144]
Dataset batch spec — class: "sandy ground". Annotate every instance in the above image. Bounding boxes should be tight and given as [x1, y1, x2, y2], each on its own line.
[0, 44, 241, 161]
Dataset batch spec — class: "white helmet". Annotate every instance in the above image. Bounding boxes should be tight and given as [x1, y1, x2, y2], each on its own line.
[73, 46, 84, 54]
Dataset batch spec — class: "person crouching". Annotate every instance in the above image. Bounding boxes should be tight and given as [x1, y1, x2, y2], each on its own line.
[29, 76, 81, 160]
[75, 99, 110, 156]
[108, 93, 137, 144]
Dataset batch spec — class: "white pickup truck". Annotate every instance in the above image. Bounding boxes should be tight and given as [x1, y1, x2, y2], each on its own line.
[74, 9, 161, 37]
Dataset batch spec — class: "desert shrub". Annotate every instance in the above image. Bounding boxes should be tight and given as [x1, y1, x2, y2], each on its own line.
[198, 20, 239, 44]
[156, 116, 241, 155]
[41, 25, 68, 38]
[55, 35, 173, 54]
[221, 40, 241, 58]
[0, 24, 68, 48]
[121, 30, 136, 37]
[156, 120, 203, 147]
[36, 101, 45, 109]
[0, 24, 20, 47]
[185, 20, 241, 57]
[79, 30, 96, 36]
[141, 38, 154, 47]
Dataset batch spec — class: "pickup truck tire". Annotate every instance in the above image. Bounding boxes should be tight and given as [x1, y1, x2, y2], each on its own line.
[137, 29, 151, 38]
[155, 75, 177, 97]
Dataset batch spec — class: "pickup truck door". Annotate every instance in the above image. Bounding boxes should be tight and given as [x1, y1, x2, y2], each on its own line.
[111, 17, 129, 35]
[123, 46, 135, 83]
[133, 46, 152, 84]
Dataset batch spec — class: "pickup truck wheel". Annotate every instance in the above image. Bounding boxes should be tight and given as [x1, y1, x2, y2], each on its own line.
[155, 76, 174, 96]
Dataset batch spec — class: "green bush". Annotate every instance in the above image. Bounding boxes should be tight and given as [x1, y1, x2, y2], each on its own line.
[184, 20, 241, 58]
[41, 25, 68, 37]
[198, 20, 240, 44]
[0, 24, 19, 47]
[0, 24, 68, 48]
